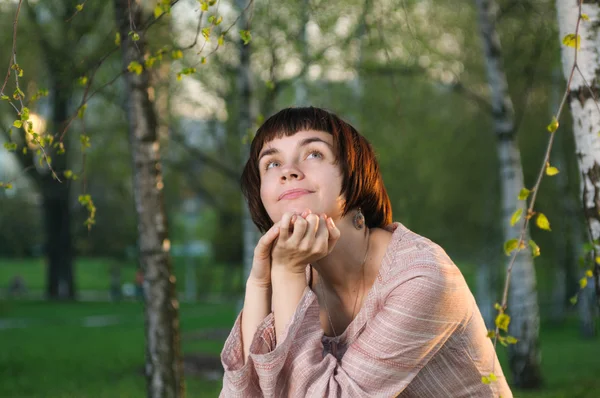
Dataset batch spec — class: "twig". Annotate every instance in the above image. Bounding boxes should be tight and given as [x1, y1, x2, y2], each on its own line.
[492, 0, 583, 353]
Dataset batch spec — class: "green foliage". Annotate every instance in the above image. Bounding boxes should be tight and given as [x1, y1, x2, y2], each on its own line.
[562, 33, 580, 50]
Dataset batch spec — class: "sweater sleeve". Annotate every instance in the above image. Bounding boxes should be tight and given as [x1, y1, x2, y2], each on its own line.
[220, 311, 277, 397]
[240, 265, 469, 397]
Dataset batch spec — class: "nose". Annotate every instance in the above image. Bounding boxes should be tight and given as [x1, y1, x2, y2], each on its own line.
[280, 163, 304, 181]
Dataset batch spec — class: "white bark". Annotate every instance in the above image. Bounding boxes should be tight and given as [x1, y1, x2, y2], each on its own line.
[237, 0, 259, 292]
[556, 0, 600, 309]
[475, 0, 542, 387]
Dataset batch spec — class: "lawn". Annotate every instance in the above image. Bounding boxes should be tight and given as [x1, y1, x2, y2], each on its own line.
[0, 298, 598, 397]
[0, 257, 245, 296]
[0, 300, 237, 398]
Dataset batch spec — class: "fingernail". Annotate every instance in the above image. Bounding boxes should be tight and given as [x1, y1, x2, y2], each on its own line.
[291, 214, 297, 223]
[328, 218, 335, 228]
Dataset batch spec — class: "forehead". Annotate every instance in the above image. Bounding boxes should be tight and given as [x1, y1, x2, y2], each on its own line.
[259, 129, 332, 152]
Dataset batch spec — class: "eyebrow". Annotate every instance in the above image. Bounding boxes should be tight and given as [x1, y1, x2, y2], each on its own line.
[258, 137, 333, 163]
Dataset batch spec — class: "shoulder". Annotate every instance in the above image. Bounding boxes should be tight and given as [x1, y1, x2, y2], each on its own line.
[377, 222, 473, 313]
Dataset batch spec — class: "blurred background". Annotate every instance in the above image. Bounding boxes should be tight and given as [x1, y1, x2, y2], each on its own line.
[0, 0, 598, 397]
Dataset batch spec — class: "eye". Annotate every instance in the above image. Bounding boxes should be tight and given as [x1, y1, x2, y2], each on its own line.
[307, 150, 323, 159]
[265, 159, 280, 170]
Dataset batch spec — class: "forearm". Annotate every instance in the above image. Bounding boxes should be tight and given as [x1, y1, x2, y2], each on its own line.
[241, 280, 271, 363]
[271, 267, 308, 345]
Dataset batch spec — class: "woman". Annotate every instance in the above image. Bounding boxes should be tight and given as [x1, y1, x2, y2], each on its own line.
[220, 107, 512, 397]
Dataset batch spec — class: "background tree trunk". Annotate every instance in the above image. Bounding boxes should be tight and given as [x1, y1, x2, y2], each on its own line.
[114, 1, 184, 396]
[475, 0, 543, 388]
[237, 0, 259, 295]
[556, 0, 600, 313]
[43, 86, 74, 299]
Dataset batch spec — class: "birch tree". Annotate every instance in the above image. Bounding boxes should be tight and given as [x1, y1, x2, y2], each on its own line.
[475, 0, 542, 387]
[556, 0, 600, 312]
[114, 1, 183, 396]
[236, 0, 259, 293]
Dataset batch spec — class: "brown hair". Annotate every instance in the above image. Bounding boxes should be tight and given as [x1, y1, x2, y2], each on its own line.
[241, 106, 392, 232]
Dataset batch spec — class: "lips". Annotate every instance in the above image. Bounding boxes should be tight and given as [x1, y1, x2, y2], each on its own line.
[278, 188, 314, 200]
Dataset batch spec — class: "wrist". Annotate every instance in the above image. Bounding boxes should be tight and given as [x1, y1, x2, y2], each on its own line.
[271, 266, 307, 286]
[246, 276, 272, 290]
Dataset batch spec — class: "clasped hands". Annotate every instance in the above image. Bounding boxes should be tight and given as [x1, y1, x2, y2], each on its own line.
[249, 209, 341, 288]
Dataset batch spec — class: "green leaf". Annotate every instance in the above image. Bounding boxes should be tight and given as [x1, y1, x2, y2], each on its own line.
[240, 30, 252, 45]
[586, 269, 593, 278]
[536, 213, 551, 231]
[495, 313, 510, 332]
[494, 303, 503, 311]
[78, 76, 88, 86]
[489, 373, 497, 382]
[505, 336, 518, 345]
[547, 116, 559, 133]
[127, 61, 143, 75]
[64, 170, 73, 179]
[546, 166, 559, 176]
[481, 376, 490, 385]
[20, 107, 29, 121]
[579, 277, 588, 289]
[581, 13, 590, 21]
[562, 33, 580, 50]
[80, 134, 91, 149]
[528, 240, 541, 258]
[202, 27, 211, 40]
[486, 330, 496, 339]
[154, 5, 164, 18]
[208, 15, 216, 24]
[78, 104, 87, 119]
[510, 208, 523, 227]
[12, 120, 22, 128]
[218, 34, 224, 46]
[171, 50, 183, 60]
[115, 32, 121, 46]
[3, 142, 17, 152]
[504, 239, 519, 256]
[75, 4, 84, 12]
[11, 63, 23, 77]
[1, 95, 9, 100]
[216, 16, 222, 25]
[200, 1, 209, 11]
[570, 295, 578, 305]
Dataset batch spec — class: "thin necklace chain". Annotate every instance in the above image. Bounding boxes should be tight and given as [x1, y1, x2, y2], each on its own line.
[318, 227, 370, 339]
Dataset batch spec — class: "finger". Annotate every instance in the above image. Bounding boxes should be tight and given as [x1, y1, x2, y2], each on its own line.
[290, 215, 308, 243]
[315, 214, 329, 242]
[279, 212, 294, 241]
[301, 208, 312, 218]
[254, 222, 281, 258]
[303, 213, 320, 244]
[326, 217, 341, 246]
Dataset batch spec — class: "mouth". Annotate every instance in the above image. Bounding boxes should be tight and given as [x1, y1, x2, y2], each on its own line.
[278, 189, 314, 201]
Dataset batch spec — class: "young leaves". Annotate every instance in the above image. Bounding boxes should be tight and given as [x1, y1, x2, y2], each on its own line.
[562, 33, 581, 50]
[536, 213, 551, 231]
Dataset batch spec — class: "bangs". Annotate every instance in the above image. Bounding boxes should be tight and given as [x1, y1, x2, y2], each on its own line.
[250, 107, 341, 160]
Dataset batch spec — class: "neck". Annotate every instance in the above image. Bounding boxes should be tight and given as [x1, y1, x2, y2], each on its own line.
[313, 216, 371, 298]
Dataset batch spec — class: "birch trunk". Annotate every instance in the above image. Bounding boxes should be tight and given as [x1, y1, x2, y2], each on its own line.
[237, 0, 259, 290]
[114, 1, 184, 396]
[294, 0, 310, 105]
[556, 0, 600, 312]
[475, 0, 542, 388]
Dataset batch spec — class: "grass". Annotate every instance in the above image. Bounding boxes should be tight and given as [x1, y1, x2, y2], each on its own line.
[0, 299, 598, 397]
[1, 258, 599, 397]
[0, 300, 236, 398]
[0, 257, 245, 295]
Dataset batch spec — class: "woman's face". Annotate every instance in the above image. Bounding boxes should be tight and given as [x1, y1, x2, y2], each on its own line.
[258, 130, 345, 223]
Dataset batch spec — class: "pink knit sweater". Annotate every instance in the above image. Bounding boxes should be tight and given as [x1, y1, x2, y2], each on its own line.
[220, 222, 512, 397]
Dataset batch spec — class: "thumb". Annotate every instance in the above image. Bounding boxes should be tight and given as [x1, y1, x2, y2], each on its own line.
[255, 222, 280, 258]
